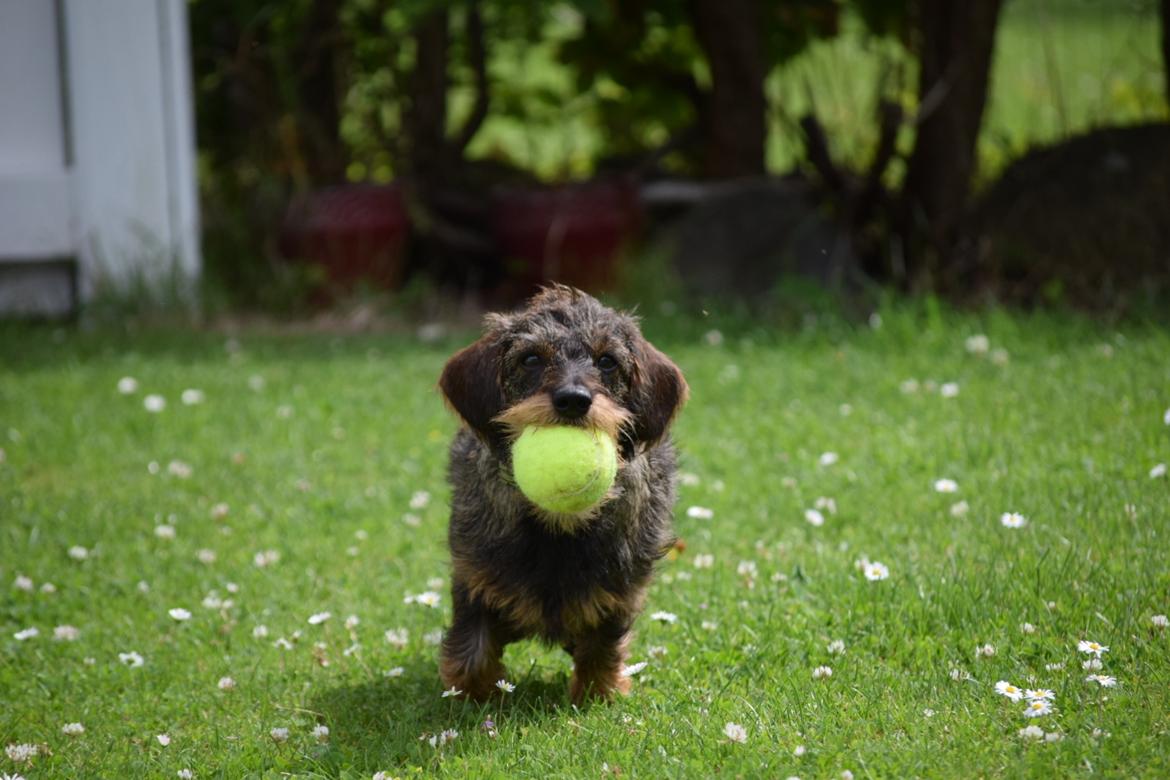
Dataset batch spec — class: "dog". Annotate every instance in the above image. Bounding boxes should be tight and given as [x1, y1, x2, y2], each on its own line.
[437, 285, 688, 703]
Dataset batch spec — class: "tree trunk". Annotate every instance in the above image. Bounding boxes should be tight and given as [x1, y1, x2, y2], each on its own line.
[900, 0, 1004, 279]
[688, 0, 767, 178]
[1161, 0, 1170, 107]
[406, 9, 451, 182]
[296, 0, 346, 183]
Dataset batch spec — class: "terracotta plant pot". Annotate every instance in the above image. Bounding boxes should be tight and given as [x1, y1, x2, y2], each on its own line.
[492, 178, 642, 294]
[279, 184, 410, 294]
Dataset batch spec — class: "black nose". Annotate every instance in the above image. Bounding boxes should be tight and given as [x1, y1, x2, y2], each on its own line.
[552, 386, 592, 419]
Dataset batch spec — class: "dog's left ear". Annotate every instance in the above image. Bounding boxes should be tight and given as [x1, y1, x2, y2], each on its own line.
[440, 333, 506, 440]
[630, 340, 689, 446]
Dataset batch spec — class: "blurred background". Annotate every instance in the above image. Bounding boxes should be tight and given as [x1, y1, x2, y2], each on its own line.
[1, 0, 1167, 324]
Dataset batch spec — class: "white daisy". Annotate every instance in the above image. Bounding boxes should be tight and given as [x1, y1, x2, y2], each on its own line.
[117, 376, 139, 394]
[621, 661, 648, 677]
[648, 645, 668, 659]
[812, 665, 833, 679]
[819, 451, 839, 466]
[496, 679, 516, 693]
[211, 502, 230, 519]
[344, 614, 360, 631]
[1018, 724, 1044, 740]
[311, 725, 330, 743]
[441, 686, 462, 698]
[168, 608, 191, 621]
[39, 582, 56, 594]
[723, 722, 747, 744]
[307, 611, 332, 625]
[218, 676, 236, 691]
[863, 561, 889, 581]
[61, 722, 85, 736]
[143, 394, 166, 412]
[68, 545, 89, 561]
[650, 611, 678, 624]
[976, 643, 996, 658]
[965, 334, 990, 354]
[1164, 407, 1170, 425]
[180, 389, 205, 405]
[157, 734, 171, 746]
[252, 625, 269, 639]
[384, 628, 408, 648]
[167, 460, 192, 478]
[423, 629, 443, 645]
[13, 574, 33, 592]
[1085, 674, 1117, 687]
[804, 509, 825, 527]
[1082, 658, 1103, 671]
[686, 506, 714, 520]
[1152, 614, 1168, 628]
[13, 627, 38, 641]
[5, 743, 38, 763]
[53, 625, 80, 641]
[155, 524, 176, 539]
[1024, 688, 1055, 701]
[409, 490, 431, 509]
[950, 500, 970, 517]
[1151, 463, 1167, 479]
[1023, 700, 1052, 718]
[827, 639, 846, 655]
[177, 770, 194, 779]
[693, 553, 714, 569]
[1000, 512, 1027, 528]
[1020, 622, 1036, 634]
[405, 591, 441, 608]
[384, 667, 405, 678]
[995, 681, 1024, 701]
[737, 560, 758, 578]
[253, 549, 280, 568]
[940, 382, 960, 398]
[814, 496, 837, 514]
[933, 478, 959, 493]
[119, 651, 145, 667]
[269, 727, 289, 743]
[1077, 639, 1108, 656]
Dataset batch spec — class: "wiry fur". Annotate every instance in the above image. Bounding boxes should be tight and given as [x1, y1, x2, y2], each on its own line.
[438, 285, 688, 703]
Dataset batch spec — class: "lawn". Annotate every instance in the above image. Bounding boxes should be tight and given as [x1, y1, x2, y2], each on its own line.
[2, 303, 1169, 778]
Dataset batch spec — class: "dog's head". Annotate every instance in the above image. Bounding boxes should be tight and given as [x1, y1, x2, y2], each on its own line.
[440, 286, 688, 455]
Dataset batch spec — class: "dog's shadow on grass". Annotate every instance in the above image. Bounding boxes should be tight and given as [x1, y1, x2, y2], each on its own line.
[307, 654, 574, 774]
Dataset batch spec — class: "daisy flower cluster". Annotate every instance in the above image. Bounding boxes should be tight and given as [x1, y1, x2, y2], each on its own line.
[992, 638, 1119, 738]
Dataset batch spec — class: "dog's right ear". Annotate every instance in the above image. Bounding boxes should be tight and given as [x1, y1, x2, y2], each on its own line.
[440, 333, 506, 439]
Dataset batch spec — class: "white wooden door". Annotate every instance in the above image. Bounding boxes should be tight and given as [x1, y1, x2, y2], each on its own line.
[0, 0, 200, 316]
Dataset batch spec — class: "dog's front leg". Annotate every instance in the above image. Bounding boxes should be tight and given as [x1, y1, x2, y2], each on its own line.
[440, 586, 510, 701]
[568, 615, 632, 704]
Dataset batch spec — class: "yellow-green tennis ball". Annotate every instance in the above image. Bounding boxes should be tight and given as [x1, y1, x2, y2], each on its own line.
[511, 425, 618, 515]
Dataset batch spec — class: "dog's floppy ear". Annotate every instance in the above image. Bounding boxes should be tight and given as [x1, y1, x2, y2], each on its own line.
[440, 333, 506, 439]
[630, 340, 688, 446]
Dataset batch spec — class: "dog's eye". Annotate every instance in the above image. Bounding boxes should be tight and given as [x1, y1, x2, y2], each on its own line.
[596, 354, 618, 372]
[521, 353, 543, 369]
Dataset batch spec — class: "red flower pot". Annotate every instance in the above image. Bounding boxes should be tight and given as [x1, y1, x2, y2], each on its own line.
[493, 178, 642, 293]
[280, 184, 410, 293]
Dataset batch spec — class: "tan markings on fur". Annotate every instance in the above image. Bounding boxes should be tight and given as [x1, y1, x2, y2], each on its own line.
[493, 393, 632, 443]
[569, 629, 633, 704]
[454, 558, 544, 632]
[561, 586, 642, 635]
[439, 641, 504, 701]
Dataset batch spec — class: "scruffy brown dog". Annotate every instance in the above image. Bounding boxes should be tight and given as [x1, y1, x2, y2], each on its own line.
[438, 285, 688, 703]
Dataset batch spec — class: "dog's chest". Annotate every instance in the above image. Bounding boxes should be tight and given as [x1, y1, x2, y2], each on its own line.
[474, 515, 648, 638]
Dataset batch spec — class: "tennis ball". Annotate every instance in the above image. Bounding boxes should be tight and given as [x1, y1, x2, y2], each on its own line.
[511, 425, 618, 515]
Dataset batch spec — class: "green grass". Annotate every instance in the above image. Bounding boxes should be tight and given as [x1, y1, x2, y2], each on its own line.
[2, 303, 1170, 778]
